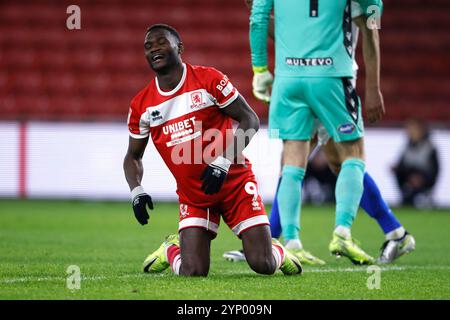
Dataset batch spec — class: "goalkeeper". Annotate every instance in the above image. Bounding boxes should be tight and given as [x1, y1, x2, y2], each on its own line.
[224, 0, 415, 265]
[246, 0, 409, 265]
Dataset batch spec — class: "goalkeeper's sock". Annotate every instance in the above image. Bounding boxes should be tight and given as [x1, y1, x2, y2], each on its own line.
[166, 244, 181, 275]
[335, 159, 365, 228]
[269, 176, 282, 238]
[360, 172, 403, 235]
[278, 165, 305, 241]
[285, 239, 303, 250]
[271, 243, 285, 269]
[334, 225, 351, 239]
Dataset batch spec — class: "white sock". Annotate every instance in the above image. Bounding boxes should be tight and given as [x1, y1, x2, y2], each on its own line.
[271, 245, 283, 269]
[385, 227, 406, 241]
[171, 254, 182, 275]
[285, 239, 303, 250]
[334, 225, 351, 239]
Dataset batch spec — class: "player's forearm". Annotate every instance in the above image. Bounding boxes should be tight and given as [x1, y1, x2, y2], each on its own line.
[246, 0, 274, 40]
[224, 114, 260, 164]
[361, 23, 381, 89]
[249, 0, 273, 69]
[123, 154, 144, 191]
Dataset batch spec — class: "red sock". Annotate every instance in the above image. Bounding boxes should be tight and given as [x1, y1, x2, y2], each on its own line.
[272, 244, 285, 268]
[166, 245, 181, 274]
[166, 245, 180, 264]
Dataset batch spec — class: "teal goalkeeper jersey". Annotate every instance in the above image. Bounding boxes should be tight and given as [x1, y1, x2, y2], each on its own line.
[250, 0, 383, 77]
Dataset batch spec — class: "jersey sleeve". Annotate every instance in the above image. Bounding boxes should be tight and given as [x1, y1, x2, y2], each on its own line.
[127, 99, 150, 139]
[249, 0, 274, 68]
[204, 67, 239, 108]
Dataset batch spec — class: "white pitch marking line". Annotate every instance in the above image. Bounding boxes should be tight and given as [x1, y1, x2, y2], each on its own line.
[306, 265, 450, 273]
[1, 265, 449, 284]
[0, 273, 160, 284]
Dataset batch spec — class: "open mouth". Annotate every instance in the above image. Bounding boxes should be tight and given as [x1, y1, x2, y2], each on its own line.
[152, 54, 164, 62]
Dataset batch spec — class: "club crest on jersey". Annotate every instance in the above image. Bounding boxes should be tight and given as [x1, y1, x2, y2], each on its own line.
[190, 91, 205, 109]
[150, 110, 163, 121]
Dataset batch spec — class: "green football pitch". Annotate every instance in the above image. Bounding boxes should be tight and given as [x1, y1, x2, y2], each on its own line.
[0, 199, 449, 300]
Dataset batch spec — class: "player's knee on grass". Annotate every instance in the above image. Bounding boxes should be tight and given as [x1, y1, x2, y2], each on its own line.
[241, 225, 277, 275]
[180, 260, 209, 277]
[179, 248, 210, 276]
[245, 252, 277, 275]
[179, 228, 213, 277]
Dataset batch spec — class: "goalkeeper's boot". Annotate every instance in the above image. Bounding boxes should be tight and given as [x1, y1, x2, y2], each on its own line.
[377, 231, 416, 264]
[273, 239, 303, 275]
[290, 249, 326, 265]
[143, 234, 179, 273]
[223, 249, 246, 262]
[329, 233, 375, 265]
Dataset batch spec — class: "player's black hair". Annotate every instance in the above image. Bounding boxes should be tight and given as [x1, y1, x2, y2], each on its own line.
[145, 24, 182, 42]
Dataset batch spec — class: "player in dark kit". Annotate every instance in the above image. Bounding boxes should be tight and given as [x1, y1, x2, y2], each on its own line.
[123, 24, 302, 276]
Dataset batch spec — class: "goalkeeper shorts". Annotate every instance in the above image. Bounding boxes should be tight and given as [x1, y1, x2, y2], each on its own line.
[269, 76, 364, 142]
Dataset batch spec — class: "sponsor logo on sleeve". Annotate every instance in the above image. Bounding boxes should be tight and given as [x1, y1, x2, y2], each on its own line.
[221, 82, 234, 97]
[216, 76, 233, 97]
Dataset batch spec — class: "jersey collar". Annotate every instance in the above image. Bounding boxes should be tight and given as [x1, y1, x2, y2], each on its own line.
[155, 63, 187, 96]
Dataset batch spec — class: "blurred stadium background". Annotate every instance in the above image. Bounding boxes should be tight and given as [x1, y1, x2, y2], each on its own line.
[1, 0, 449, 206]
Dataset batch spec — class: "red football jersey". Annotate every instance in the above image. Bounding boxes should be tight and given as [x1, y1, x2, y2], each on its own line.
[128, 63, 254, 207]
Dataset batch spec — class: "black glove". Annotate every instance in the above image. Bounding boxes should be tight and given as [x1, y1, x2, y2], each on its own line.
[200, 156, 231, 195]
[131, 186, 153, 225]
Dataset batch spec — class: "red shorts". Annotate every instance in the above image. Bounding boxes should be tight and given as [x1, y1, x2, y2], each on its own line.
[178, 174, 269, 238]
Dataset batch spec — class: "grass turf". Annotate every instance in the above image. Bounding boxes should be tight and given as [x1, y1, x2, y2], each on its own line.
[0, 199, 449, 300]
